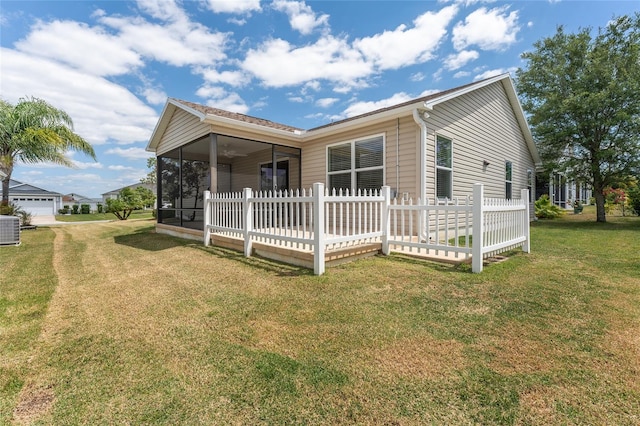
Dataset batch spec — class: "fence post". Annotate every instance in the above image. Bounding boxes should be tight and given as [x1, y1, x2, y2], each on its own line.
[381, 186, 391, 255]
[313, 182, 325, 275]
[521, 188, 531, 253]
[472, 184, 484, 273]
[203, 190, 211, 246]
[243, 187, 253, 257]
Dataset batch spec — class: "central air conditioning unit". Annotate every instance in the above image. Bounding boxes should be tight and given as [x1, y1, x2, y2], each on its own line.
[0, 215, 20, 246]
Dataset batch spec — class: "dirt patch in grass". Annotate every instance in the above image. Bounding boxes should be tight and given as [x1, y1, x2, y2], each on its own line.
[369, 336, 466, 379]
[12, 384, 54, 424]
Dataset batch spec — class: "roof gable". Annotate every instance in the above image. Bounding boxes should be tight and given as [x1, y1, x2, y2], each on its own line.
[146, 74, 540, 165]
[8, 179, 62, 196]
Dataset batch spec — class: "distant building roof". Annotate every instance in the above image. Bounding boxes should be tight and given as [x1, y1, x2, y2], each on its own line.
[8, 179, 63, 196]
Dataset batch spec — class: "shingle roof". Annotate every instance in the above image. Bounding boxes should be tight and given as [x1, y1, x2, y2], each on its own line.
[172, 75, 501, 134]
[8, 179, 62, 196]
[172, 99, 304, 134]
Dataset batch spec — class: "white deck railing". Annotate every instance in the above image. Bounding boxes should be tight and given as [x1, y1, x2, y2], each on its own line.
[204, 183, 530, 275]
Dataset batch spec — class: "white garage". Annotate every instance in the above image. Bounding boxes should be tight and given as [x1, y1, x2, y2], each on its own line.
[9, 197, 57, 216]
[8, 180, 62, 217]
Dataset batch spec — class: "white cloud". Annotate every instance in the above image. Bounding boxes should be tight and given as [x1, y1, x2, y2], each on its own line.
[15, 20, 143, 76]
[228, 17, 247, 25]
[410, 72, 426, 82]
[197, 87, 249, 114]
[444, 49, 479, 70]
[340, 92, 414, 119]
[419, 89, 441, 97]
[242, 36, 372, 88]
[453, 70, 471, 78]
[96, 14, 229, 67]
[196, 68, 250, 87]
[316, 97, 339, 108]
[288, 96, 305, 103]
[141, 87, 167, 105]
[108, 165, 138, 171]
[272, 0, 330, 35]
[73, 160, 103, 169]
[473, 66, 516, 80]
[452, 6, 520, 51]
[105, 147, 153, 160]
[353, 5, 459, 70]
[0, 48, 158, 146]
[205, 0, 261, 14]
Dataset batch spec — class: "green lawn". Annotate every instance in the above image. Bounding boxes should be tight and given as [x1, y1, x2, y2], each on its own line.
[54, 210, 154, 222]
[1, 211, 638, 424]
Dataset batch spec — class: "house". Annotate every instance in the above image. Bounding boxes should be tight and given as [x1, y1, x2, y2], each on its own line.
[6, 179, 63, 216]
[102, 183, 155, 207]
[63, 193, 103, 212]
[147, 73, 541, 242]
[536, 172, 592, 209]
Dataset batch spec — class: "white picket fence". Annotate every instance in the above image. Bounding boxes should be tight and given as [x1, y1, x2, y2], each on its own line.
[204, 183, 530, 275]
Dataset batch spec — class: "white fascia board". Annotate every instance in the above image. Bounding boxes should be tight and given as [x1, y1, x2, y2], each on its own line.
[501, 78, 543, 166]
[201, 114, 304, 142]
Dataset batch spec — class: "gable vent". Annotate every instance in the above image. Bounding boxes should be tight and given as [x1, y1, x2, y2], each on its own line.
[0, 216, 20, 246]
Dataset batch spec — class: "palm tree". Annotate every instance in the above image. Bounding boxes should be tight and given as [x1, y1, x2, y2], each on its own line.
[0, 97, 96, 205]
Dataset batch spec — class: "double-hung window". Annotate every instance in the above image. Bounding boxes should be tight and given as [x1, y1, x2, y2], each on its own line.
[327, 135, 384, 192]
[505, 161, 513, 199]
[436, 135, 453, 199]
[527, 169, 533, 202]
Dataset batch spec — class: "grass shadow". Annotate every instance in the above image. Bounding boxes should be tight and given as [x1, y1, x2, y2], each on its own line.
[191, 244, 314, 277]
[382, 253, 472, 274]
[113, 228, 188, 251]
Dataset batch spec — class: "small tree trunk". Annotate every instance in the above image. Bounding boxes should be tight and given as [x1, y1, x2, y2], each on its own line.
[1, 176, 10, 205]
[594, 190, 606, 223]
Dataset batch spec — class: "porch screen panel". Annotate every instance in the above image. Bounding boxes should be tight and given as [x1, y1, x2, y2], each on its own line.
[160, 156, 180, 208]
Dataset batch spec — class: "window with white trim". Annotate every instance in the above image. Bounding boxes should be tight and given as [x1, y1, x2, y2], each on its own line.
[527, 169, 533, 202]
[436, 135, 452, 199]
[327, 135, 384, 192]
[505, 161, 513, 199]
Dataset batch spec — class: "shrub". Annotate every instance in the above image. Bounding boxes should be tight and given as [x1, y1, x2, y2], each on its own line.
[628, 186, 640, 216]
[18, 210, 32, 226]
[58, 208, 69, 215]
[97, 203, 103, 213]
[535, 195, 565, 219]
[0, 201, 24, 216]
[80, 204, 90, 214]
[71, 205, 79, 214]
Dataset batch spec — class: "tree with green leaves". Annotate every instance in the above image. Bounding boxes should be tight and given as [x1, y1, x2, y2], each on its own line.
[105, 186, 156, 220]
[140, 157, 157, 185]
[516, 14, 640, 222]
[0, 97, 96, 205]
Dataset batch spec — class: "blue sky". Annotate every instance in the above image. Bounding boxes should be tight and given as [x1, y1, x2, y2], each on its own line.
[1, 0, 638, 198]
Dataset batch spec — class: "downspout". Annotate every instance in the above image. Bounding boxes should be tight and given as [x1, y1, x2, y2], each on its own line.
[396, 118, 400, 197]
[412, 109, 428, 204]
[412, 109, 428, 240]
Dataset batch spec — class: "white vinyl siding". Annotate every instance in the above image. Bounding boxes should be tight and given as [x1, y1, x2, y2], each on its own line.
[156, 109, 211, 156]
[423, 81, 536, 204]
[327, 135, 384, 192]
[436, 135, 452, 199]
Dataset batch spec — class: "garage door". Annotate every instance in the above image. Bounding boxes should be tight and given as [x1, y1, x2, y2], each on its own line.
[11, 197, 55, 216]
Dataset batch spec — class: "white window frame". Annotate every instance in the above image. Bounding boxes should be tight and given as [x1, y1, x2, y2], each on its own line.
[435, 135, 453, 200]
[505, 161, 513, 199]
[326, 133, 385, 192]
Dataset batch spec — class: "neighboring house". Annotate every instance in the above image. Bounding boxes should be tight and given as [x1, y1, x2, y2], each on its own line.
[102, 183, 155, 207]
[146, 73, 541, 236]
[63, 193, 103, 212]
[536, 172, 593, 209]
[6, 179, 63, 216]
